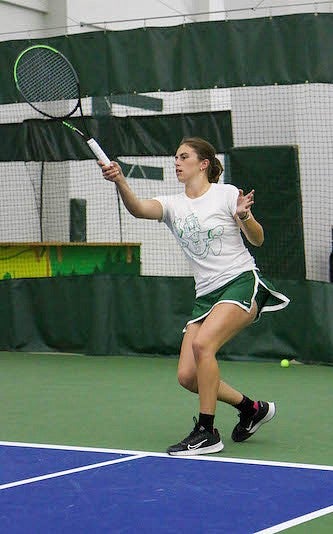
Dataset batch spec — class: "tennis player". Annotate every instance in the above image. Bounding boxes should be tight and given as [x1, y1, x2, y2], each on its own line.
[99, 137, 290, 456]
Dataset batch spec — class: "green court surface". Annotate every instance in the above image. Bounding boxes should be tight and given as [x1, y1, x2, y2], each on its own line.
[1, 351, 332, 532]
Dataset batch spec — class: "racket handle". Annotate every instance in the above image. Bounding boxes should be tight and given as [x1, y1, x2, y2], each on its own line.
[87, 138, 111, 165]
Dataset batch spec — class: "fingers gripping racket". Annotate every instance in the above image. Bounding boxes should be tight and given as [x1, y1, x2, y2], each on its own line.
[13, 44, 111, 165]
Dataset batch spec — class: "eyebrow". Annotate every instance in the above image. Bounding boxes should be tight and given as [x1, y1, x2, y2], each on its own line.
[175, 152, 189, 157]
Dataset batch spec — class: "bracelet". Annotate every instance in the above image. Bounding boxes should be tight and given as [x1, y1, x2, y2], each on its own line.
[239, 212, 251, 222]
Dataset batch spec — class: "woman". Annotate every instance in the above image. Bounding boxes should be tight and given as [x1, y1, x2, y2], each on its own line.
[99, 137, 289, 456]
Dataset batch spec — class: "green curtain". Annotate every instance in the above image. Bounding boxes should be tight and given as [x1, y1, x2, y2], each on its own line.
[0, 112, 232, 161]
[2, 14, 333, 104]
[0, 274, 332, 363]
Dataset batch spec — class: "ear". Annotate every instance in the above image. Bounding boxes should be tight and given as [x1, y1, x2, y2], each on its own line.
[200, 159, 210, 171]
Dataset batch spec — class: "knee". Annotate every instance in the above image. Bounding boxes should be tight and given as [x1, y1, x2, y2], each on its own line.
[192, 337, 210, 362]
[177, 369, 197, 393]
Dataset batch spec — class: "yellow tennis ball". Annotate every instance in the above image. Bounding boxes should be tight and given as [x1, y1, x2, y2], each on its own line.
[280, 359, 290, 368]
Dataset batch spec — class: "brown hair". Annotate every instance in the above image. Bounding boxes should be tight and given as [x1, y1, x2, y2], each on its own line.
[180, 137, 224, 183]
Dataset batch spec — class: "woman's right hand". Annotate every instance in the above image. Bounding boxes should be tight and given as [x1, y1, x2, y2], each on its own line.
[98, 161, 124, 183]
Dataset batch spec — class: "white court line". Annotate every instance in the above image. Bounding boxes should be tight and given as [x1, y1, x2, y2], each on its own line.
[254, 505, 333, 533]
[0, 440, 332, 471]
[0, 453, 146, 491]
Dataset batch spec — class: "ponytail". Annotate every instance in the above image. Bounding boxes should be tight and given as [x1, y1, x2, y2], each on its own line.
[208, 157, 224, 183]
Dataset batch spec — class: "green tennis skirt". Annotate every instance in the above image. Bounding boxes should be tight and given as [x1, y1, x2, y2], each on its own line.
[185, 269, 290, 330]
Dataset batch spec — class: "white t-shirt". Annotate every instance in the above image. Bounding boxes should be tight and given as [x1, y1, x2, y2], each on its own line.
[154, 183, 257, 297]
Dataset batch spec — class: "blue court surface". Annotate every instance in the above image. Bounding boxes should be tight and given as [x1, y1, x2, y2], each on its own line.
[0, 441, 332, 533]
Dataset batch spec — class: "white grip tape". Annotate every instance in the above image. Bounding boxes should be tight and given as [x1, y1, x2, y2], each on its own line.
[87, 138, 111, 165]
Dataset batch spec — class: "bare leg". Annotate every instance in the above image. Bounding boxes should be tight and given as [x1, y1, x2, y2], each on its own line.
[167, 302, 275, 455]
[178, 302, 258, 409]
[218, 380, 243, 405]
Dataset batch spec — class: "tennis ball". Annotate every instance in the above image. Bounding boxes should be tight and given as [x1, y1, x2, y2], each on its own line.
[280, 359, 290, 368]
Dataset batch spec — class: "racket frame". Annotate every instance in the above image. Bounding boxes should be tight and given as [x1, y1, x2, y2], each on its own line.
[14, 44, 81, 120]
[13, 44, 111, 165]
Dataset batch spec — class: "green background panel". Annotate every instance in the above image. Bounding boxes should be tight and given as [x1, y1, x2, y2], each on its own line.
[228, 146, 305, 280]
[2, 14, 333, 103]
[0, 274, 332, 364]
[0, 112, 232, 161]
[70, 198, 87, 242]
[97, 111, 233, 157]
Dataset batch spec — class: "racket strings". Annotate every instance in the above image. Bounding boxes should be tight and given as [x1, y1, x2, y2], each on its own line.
[16, 48, 79, 118]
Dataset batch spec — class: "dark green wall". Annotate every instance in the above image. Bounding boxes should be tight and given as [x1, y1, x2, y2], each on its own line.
[2, 14, 333, 104]
[0, 274, 332, 364]
[229, 146, 305, 280]
[0, 112, 232, 162]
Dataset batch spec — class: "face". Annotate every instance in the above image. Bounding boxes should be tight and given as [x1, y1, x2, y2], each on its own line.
[175, 144, 203, 183]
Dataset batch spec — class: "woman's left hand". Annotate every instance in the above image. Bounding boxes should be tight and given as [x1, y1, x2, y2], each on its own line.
[236, 189, 254, 219]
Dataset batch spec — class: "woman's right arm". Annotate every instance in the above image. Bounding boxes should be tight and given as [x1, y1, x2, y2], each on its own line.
[99, 161, 163, 220]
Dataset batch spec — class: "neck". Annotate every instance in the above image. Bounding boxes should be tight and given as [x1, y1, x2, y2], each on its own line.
[185, 177, 211, 199]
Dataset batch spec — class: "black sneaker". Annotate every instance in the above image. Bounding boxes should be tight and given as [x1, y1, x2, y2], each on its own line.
[231, 401, 276, 443]
[167, 417, 224, 456]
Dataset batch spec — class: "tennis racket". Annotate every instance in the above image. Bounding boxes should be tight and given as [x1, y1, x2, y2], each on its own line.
[13, 44, 111, 165]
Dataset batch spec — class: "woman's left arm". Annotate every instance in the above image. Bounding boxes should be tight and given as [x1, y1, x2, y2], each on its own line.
[235, 189, 264, 247]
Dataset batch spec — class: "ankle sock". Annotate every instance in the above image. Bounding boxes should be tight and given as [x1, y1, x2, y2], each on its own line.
[198, 413, 215, 433]
[235, 396, 258, 416]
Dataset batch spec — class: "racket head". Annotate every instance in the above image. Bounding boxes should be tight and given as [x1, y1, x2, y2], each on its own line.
[13, 44, 80, 119]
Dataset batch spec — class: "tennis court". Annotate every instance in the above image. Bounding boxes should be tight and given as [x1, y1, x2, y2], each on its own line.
[1, 442, 332, 533]
[1, 352, 332, 533]
[1, 3, 333, 533]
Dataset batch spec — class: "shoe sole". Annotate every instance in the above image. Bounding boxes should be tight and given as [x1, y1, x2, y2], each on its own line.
[248, 402, 276, 435]
[168, 441, 224, 457]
